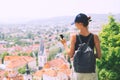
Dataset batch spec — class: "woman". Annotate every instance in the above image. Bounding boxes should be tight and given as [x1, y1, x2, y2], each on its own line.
[61, 13, 101, 80]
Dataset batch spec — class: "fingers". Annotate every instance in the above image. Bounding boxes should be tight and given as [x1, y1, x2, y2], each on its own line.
[60, 39, 66, 45]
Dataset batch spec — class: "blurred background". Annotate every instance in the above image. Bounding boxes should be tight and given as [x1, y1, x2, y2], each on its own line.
[0, 0, 120, 80]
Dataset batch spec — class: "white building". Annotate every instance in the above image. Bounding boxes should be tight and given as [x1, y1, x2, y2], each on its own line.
[23, 64, 33, 80]
[38, 38, 47, 70]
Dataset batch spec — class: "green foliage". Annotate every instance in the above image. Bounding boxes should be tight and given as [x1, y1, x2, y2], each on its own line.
[18, 52, 30, 56]
[18, 66, 26, 74]
[15, 40, 32, 46]
[47, 47, 60, 61]
[27, 32, 34, 39]
[98, 16, 120, 80]
[30, 51, 38, 66]
[4, 72, 8, 77]
[0, 52, 9, 64]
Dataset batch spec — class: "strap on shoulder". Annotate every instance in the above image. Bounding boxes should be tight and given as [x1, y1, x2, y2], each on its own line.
[86, 34, 93, 45]
[77, 33, 93, 45]
[77, 34, 82, 44]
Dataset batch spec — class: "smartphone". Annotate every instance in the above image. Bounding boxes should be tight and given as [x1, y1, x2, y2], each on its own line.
[59, 34, 64, 40]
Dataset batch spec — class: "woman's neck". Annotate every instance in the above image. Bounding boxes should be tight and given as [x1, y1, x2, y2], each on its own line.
[79, 27, 90, 36]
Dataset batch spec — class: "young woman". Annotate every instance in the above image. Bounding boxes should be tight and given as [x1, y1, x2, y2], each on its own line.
[61, 13, 101, 80]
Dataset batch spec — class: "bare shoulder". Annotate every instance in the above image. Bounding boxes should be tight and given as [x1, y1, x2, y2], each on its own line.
[93, 34, 99, 38]
[93, 34, 100, 43]
[70, 33, 76, 37]
[70, 33, 77, 43]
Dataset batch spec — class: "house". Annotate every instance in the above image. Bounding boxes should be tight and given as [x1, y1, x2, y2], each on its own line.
[0, 70, 5, 80]
[0, 41, 8, 45]
[4, 56, 20, 65]
[4, 56, 36, 71]
[42, 69, 58, 80]
[22, 56, 36, 69]
[33, 58, 72, 80]
[33, 69, 44, 80]
[3, 71, 24, 80]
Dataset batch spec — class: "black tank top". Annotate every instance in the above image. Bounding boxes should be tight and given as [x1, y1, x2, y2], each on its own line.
[75, 33, 95, 51]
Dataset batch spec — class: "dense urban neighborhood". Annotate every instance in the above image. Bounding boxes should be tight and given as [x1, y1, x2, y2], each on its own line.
[0, 15, 119, 80]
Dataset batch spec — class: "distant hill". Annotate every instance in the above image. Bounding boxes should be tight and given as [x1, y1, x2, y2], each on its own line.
[0, 14, 120, 25]
[26, 14, 120, 25]
[26, 16, 74, 25]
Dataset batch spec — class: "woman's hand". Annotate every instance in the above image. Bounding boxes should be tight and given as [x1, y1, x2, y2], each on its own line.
[60, 39, 67, 46]
[60, 33, 76, 58]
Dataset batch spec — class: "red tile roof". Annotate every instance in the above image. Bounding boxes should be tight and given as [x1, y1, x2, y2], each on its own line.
[46, 58, 66, 68]
[5, 56, 35, 69]
[44, 69, 57, 77]
[34, 69, 45, 77]
[34, 58, 71, 78]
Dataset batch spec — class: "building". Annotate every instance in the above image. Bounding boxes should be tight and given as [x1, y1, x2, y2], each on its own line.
[4, 56, 36, 71]
[0, 70, 5, 80]
[23, 64, 32, 80]
[34, 58, 72, 80]
[2, 70, 24, 80]
[38, 38, 47, 70]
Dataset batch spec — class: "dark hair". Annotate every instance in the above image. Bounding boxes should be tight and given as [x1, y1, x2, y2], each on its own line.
[74, 13, 92, 27]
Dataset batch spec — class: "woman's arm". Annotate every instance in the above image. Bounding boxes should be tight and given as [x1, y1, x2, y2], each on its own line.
[94, 34, 102, 59]
[61, 34, 76, 58]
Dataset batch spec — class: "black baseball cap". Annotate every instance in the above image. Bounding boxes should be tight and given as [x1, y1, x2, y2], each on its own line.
[71, 13, 91, 25]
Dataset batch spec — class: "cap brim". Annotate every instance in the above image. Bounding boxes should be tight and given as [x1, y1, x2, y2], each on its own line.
[71, 22, 75, 25]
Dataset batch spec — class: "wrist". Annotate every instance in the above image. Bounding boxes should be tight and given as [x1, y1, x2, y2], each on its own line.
[63, 42, 67, 47]
[95, 54, 98, 58]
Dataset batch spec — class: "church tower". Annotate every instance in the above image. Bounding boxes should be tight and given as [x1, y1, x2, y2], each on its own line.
[38, 38, 47, 70]
[23, 64, 32, 80]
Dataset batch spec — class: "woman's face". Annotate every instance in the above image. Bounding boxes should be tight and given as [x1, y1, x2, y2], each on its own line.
[75, 23, 82, 30]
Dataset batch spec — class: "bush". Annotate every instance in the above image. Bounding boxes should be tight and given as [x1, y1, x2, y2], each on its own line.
[97, 16, 120, 80]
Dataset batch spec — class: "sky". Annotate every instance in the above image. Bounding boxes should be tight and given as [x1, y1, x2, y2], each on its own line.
[0, 0, 120, 23]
